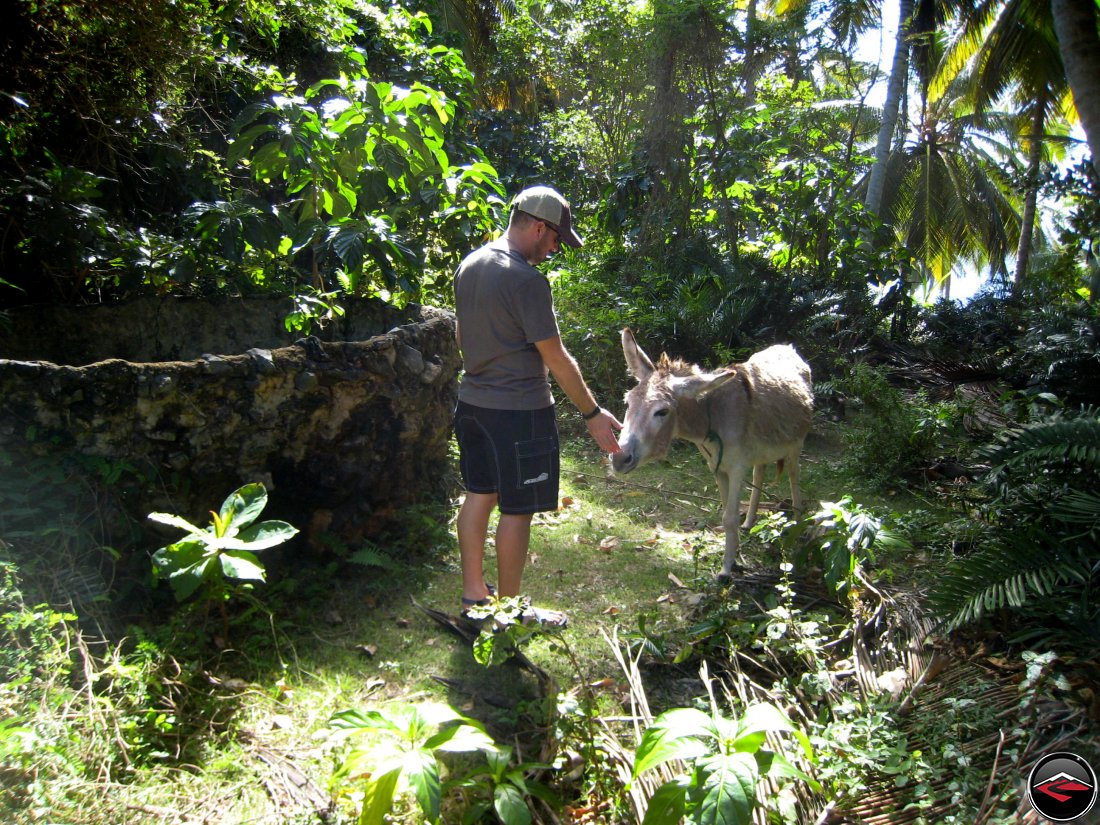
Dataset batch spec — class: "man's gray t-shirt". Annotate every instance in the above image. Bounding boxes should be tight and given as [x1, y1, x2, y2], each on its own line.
[454, 239, 559, 410]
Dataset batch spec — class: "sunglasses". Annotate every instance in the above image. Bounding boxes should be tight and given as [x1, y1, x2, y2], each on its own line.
[540, 220, 561, 243]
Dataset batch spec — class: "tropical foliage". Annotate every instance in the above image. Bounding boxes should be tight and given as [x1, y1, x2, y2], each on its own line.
[930, 409, 1100, 650]
[149, 482, 298, 603]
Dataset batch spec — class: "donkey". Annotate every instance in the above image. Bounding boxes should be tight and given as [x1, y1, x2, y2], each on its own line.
[611, 329, 813, 579]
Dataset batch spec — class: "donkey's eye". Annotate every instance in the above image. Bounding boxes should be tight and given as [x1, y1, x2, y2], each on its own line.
[653, 408, 669, 418]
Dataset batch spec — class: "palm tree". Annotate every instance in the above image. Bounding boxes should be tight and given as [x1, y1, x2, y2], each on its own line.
[878, 79, 1022, 296]
[935, 0, 1078, 294]
[1050, 0, 1100, 178]
[865, 0, 915, 219]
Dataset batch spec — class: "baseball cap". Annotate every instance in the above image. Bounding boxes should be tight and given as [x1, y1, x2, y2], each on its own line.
[511, 186, 584, 248]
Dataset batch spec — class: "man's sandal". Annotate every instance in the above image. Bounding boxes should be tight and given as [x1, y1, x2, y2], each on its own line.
[460, 583, 496, 619]
[519, 602, 569, 629]
[460, 588, 568, 629]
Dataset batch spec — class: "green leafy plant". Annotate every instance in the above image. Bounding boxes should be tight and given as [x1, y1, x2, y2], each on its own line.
[811, 695, 932, 804]
[149, 483, 298, 603]
[328, 701, 498, 825]
[805, 497, 910, 597]
[450, 745, 558, 825]
[464, 595, 563, 667]
[929, 410, 1100, 647]
[193, 14, 504, 305]
[839, 364, 958, 483]
[284, 288, 346, 335]
[630, 700, 815, 825]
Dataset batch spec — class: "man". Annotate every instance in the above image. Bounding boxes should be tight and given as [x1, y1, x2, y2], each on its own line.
[453, 185, 621, 626]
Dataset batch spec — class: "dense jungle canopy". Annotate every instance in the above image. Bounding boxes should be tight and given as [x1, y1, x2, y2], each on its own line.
[2, 0, 1097, 321]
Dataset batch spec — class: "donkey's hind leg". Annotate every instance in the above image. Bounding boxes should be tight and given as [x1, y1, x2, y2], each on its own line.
[785, 444, 804, 521]
[744, 463, 765, 529]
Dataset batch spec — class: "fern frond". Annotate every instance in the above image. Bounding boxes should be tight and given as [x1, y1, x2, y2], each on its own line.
[982, 414, 1100, 479]
[930, 541, 1093, 633]
[1051, 490, 1100, 532]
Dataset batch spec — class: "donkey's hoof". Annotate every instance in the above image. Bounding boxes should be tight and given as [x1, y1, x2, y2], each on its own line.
[716, 562, 746, 585]
[716, 568, 743, 585]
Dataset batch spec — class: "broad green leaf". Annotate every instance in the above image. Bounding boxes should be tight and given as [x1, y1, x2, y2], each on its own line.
[358, 766, 401, 825]
[641, 776, 690, 825]
[218, 483, 268, 532]
[148, 512, 205, 535]
[736, 703, 812, 759]
[337, 180, 358, 213]
[651, 707, 716, 739]
[485, 747, 512, 780]
[494, 783, 531, 825]
[731, 731, 766, 753]
[228, 123, 275, 167]
[472, 631, 496, 665]
[333, 226, 366, 272]
[251, 141, 289, 181]
[403, 750, 442, 823]
[414, 701, 466, 728]
[425, 723, 497, 754]
[754, 750, 818, 788]
[151, 539, 207, 578]
[306, 77, 345, 96]
[167, 557, 213, 601]
[633, 708, 714, 779]
[329, 708, 402, 735]
[231, 520, 299, 550]
[693, 752, 757, 825]
[219, 550, 266, 583]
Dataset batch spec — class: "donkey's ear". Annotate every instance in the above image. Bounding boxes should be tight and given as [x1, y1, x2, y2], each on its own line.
[672, 368, 739, 401]
[622, 328, 656, 380]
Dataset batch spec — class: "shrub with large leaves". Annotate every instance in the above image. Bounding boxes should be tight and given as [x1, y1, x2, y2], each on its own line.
[149, 483, 298, 603]
[328, 701, 499, 825]
[186, 8, 504, 310]
[630, 701, 815, 825]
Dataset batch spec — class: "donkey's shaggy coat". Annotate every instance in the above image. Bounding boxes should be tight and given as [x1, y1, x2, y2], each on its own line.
[612, 329, 813, 578]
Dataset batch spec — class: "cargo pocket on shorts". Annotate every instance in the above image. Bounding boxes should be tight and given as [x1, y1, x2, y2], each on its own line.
[514, 437, 557, 489]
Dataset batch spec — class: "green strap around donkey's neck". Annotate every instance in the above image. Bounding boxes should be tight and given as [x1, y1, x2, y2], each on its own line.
[704, 395, 723, 469]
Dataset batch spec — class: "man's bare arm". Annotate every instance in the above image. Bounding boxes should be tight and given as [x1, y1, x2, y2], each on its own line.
[535, 336, 622, 453]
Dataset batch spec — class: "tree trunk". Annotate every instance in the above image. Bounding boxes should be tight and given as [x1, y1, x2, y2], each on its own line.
[1051, 0, 1100, 177]
[1012, 97, 1047, 294]
[865, 0, 914, 218]
[742, 0, 761, 108]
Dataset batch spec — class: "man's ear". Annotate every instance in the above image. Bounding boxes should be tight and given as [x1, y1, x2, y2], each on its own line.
[670, 368, 739, 401]
[622, 328, 655, 381]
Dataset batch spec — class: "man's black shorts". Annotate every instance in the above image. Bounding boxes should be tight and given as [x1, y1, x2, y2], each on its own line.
[454, 401, 560, 514]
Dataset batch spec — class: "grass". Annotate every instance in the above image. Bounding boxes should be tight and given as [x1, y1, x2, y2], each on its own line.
[1, 427, 791, 824]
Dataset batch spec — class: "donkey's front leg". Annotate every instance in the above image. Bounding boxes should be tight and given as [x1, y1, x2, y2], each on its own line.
[718, 465, 748, 581]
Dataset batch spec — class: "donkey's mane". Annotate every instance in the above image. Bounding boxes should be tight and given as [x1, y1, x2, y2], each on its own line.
[656, 352, 698, 377]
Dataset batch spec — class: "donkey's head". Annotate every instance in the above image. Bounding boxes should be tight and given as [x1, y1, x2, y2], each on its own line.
[612, 329, 738, 474]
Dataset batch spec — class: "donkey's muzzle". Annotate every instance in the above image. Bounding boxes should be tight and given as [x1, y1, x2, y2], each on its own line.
[611, 446, 638, 474]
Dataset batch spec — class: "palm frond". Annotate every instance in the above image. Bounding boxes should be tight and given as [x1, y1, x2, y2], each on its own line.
[981, 412, 1100, 479]
[930, 541, 1093, 632]
[1050, 490, 1100, 530]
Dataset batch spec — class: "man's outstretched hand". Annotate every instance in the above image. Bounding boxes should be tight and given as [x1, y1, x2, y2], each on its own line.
[586, 408, 623, 454]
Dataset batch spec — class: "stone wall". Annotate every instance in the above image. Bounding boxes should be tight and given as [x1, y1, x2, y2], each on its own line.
[0, 297, 461, 550]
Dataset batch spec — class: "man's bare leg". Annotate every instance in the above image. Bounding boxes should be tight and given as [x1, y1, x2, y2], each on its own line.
[457, 492, 498, 603]
[495, 512, 533, 597]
